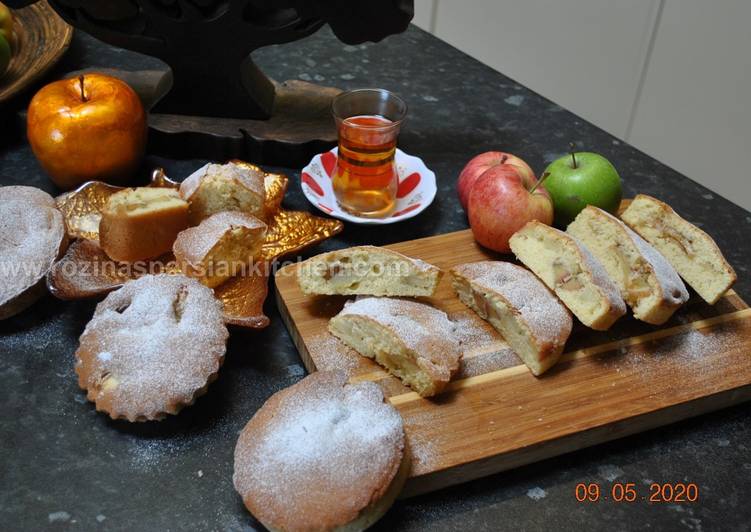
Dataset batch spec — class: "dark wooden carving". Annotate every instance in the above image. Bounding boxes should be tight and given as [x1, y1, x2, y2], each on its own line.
[7, 0, 414, 164]
[7, 0, 413, 118]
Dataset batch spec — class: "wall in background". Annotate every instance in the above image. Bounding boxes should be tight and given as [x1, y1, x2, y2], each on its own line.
[413, 0, 751, 211]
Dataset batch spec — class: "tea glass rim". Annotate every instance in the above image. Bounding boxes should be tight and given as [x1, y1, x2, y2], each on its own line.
[332, 88, 408, 130]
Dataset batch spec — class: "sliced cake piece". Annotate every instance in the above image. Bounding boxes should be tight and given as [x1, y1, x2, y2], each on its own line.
[298, 245, 442, 297]
[621, 194, 736, 305]
[451, 261, 572, 376]
[173, 211, 267, 288]
[567, 206, 689, 324]
[99, 187, 190, 262]
[179, 162, 266, 224]
[509, 221, 627, 330]
[328, 297, 461, 397]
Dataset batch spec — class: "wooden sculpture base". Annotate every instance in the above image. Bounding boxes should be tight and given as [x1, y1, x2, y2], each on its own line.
[65, 69, 341, 167]
[148, 79, 341, 167]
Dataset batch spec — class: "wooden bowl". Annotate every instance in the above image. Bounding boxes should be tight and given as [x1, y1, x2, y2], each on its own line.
[0, 1, 73, 104]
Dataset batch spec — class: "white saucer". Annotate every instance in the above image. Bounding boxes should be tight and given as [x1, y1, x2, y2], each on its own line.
[300, 147, 437, 225]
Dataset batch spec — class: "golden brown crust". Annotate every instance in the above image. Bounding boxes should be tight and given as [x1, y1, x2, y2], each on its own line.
[329, 297, 462, 396]
[99, 188, 189, 263]
[172, 211, 266, 268]
[450, 261, 572, 372]
[297, 245, 443, 297]
[622, 194, 736, 304]
[568, 205, 689, 324]
[75, 274, 228, 422]
[509, 221, 626, 331]
[233, 371, 406, 531]
[179, 162, 266, 224]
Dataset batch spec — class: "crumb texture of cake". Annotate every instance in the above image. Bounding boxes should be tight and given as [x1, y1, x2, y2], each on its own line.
[567, 206, 689, 324]
[328, 297, 461, 397]
[233, 371, 407, 532]
[173, 211, 267, 288]
[0, 186, 67, 319]
[99, 187, 189, 263]
[621, 194, 736, 305]
[451, 261, 573, 376]
[297, 245, 442, 297]
[509, 221, 627, 331]
[179, 162, 266, 224]
[75, 274, 229, 422]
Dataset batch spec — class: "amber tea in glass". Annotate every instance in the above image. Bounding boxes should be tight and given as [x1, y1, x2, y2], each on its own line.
[331, 89, 407, 217]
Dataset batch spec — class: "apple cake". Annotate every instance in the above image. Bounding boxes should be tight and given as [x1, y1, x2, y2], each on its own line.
[567, 206, 689, 324]
[509, 221, 627, 330]
[75, 274, 229, 422]
[0, 186, 68, 319]
[328, 297, 461, 397]
[99, 187, 190, 262]
[233, 371, 408, 532]
[451, 261, 572, 376]
[297, 245, 442, 297]
[621, 194, 736, 305]
[172, 211, 267, 288]
[179, 162, 266, 224]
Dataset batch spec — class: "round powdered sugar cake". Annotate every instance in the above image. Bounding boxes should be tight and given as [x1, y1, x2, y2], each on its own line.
[233, 371, 408, 532]
[0, 186, 67, 319]
[75, 274, 229, 422]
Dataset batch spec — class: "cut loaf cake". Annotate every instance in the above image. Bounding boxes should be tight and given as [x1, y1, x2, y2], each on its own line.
[567, 205, 689, 324]
[621, 194, 736, 305]
[298, 245, 442, 297]
[451, 261, 573, 376]
[509, 221, 627, 330]
[329, 297, 461, 397]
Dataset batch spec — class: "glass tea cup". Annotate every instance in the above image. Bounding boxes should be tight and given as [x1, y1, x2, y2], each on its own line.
[331, 88, 408, 218]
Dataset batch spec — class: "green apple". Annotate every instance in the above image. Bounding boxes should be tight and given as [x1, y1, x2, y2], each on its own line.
[0, 2, 12, 47]
[0, 33, 10, 78]
[543, 151, 622, 227]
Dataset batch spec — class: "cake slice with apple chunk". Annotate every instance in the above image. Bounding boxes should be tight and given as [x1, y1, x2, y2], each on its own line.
[451, 261, 572, 376]
[567, 205, 689, 324]
[509, 221, 626, 330]
[620, 194, 736, 305]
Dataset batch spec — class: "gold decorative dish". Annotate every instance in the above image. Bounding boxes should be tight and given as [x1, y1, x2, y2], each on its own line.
[48, 162, 343, 328]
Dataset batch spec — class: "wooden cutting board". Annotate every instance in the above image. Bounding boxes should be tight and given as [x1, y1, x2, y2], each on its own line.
[274, 229, 751, 497]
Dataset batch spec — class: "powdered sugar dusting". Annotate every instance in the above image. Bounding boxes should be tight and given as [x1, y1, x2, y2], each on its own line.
[233, 371, 404, 530]
[453, 261, 573, 349]
[630, 230, 689, 304]
[335, 297, 461, 371]
[449, 310, 521, 377]
[76, 274, 228, 420]
[306, 332, 368, 375]
[402, 411, 441, 473]
[598, 208, 689, 305]
[450, 310, 505, 356]
[565, 230, 626, 313]
[0, 186, 65, 306]
[605, 325, 742, 378]
[180, 162, 265, 201]
[172, 211, 266, 266]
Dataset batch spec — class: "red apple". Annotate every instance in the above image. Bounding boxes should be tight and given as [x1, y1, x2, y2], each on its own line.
[457, 151, 535, 210]
[467, 165, 553, 253]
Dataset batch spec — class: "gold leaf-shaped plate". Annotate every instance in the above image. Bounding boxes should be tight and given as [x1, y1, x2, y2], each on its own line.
[50, 165, 343, 328]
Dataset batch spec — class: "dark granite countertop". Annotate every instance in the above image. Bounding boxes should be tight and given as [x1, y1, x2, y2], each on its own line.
[1, 25, 750, 532]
